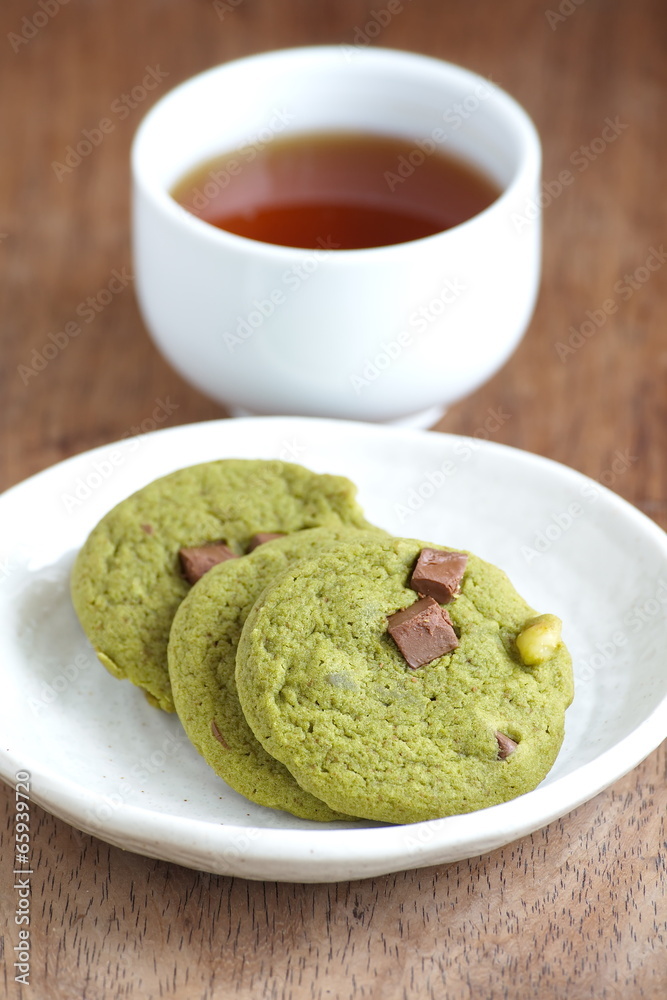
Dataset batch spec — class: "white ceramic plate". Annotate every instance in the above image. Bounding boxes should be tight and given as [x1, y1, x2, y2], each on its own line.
[1, 417, 666, 882]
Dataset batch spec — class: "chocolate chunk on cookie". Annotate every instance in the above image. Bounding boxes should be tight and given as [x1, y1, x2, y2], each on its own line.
[236, 536, 573, 824]
[387, 596, 458, 668]
[179, 541, 237, 584]
[410, 548, 468, 603]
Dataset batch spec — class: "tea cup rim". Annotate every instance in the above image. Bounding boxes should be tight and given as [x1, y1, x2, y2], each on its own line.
[132, 45, 541, 260]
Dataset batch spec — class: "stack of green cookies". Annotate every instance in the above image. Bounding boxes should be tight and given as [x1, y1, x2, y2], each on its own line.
[71, 459, 573, 825]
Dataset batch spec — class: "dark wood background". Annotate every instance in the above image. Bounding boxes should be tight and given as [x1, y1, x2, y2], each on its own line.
[1, 1, 665, 996]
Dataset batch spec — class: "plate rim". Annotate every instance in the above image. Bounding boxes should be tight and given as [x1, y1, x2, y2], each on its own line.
[1, 416, 666, 881]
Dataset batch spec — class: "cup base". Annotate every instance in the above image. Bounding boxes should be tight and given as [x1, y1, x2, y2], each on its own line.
[227, 405, 446, 430]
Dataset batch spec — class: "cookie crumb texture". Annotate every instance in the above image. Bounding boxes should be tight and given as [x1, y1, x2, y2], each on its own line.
[70, 459, 372, 712]
[236, 537, 574, 824]
[168, 527, 382, 821]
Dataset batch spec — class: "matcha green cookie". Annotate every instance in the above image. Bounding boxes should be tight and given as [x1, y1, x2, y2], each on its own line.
[71, 459, 373, 712]
[168, 527, 382, 821]
[236, 537, 574, 824]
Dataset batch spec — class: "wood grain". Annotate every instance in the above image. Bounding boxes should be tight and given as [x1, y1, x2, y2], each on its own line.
[1, 0, 666, 997]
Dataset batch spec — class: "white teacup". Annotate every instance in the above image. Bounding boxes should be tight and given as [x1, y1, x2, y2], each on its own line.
[132, 46, 541, 425]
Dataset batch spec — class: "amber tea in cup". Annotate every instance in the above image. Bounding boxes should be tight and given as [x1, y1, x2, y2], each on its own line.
[135, 46, 542, 422]
[171, 131, 500, 250]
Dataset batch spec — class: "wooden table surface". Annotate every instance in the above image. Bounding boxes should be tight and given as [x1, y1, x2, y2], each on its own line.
[1, 1, 666, 996]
